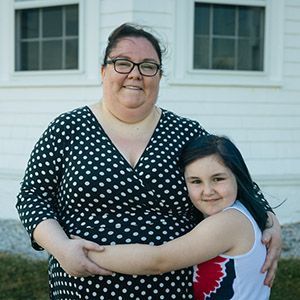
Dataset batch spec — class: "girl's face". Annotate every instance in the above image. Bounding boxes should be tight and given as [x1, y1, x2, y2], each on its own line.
[101, 37, 161, 122]
[184, 154, 238, 217]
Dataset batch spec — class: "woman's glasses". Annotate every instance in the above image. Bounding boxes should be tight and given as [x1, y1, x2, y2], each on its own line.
[106, 58, 161, 77]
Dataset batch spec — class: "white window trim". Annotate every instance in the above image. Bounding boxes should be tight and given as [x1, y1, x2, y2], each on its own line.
[0, 0, 101, 87]
[170, 0, 284, 87]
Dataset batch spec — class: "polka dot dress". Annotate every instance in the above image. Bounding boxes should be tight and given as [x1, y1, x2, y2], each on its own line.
[16, 106, 208, 299]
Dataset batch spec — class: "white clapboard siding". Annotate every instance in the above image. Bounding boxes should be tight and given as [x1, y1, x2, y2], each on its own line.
[0, 0, 299, 223]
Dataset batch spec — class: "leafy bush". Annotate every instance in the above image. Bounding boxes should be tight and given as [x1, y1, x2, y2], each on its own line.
[0, 253, 299, 299]
[0, 253, 48, 300]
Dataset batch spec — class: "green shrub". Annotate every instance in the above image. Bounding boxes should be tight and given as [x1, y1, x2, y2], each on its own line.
[0, 253, 299, 299]
[0, 253, 48, 300]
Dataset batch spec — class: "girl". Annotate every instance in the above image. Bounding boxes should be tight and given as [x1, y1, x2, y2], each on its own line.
[81, 135, 271, 299]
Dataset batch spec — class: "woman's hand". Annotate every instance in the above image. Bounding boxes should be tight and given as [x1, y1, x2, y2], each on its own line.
[261, 212, 282, 287]
[55, 235, 113, 277]
[33, 219, 113, 277]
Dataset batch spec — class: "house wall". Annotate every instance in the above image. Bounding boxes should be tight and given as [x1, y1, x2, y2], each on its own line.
[0, 0, 299, 224]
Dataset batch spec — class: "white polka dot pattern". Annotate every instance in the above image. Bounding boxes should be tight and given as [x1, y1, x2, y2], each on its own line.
[17, 106, 208, 299]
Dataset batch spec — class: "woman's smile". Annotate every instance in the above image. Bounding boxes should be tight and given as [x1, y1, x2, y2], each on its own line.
[123, 85, 143, 90]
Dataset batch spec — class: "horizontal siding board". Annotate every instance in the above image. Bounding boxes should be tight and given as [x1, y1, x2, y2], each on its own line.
[210, 128, 300, 143]
[0, 99, 91, 113]
[188, 115, 300, 130]
[0, 87, 101, 101]
[247, 159, 300, 176]
[284, 48, 300, 62]
[0, 113, 55, 126]
[100, 0, 133, 13]
[281, 77, 300, 89]
[237, 142, 300, 159]
[285, 5, 300, 20]
[284, 62, 300, 75]
[100, 0, 172, 14]
[284, 33, 300, 47]
[285, 20, 300, 34]
[286, 0, 300, 7]
[0, 153, 29, 171]
[99, 13, 135, 26]
[160, 85, 300, 104]
[1, 139, 36, 155]
[160, 100, 300, 116]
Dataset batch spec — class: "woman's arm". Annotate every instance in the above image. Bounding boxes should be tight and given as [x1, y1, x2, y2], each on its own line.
[16, 117, 111, 276]
[261, 212, 282, 286]
[87, 210, 250, 275]
[252, 183, 282, 286]
[33, 219, 111, 277]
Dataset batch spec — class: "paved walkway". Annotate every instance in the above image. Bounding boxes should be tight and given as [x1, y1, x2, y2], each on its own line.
[0, 219, 299, 260]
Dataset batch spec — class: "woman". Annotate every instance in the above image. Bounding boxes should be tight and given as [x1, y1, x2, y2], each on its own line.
[16, 23, 281, 299]
[85, 135, 271, 299]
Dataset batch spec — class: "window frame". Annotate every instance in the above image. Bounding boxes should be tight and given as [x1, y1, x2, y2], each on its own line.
[1, 0, 101, 87]
[15, 4, 80, 71]
[171, 0, 284, 87]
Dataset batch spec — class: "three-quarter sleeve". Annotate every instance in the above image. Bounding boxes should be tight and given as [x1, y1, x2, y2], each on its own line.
[16, 117, 65, 250]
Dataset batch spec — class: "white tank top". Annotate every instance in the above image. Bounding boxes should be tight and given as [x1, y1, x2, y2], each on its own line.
[193, 201, 271, 300]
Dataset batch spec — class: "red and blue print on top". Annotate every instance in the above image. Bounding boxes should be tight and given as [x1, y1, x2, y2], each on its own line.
[193, 256, 236, 300]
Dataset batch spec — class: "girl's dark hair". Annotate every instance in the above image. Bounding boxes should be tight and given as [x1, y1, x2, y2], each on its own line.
[180, 135, 268, 231]
[103, 23, 165, 73]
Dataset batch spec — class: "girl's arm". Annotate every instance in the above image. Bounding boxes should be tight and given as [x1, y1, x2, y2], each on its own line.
[33, 219, 111, 277]
[87, 209, 252, 275]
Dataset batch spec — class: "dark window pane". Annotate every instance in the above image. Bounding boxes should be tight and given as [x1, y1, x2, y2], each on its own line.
[238, 38, 263, 71]
[42, 40, 62, 70]
[239, 6, 264, 37]
[212, 38, 235, 69]
[20, 9, 39, 38]
[238, 39, 252, 70]
[42, 6, 62, 37]
[194, 3, 210, 35]
[66, 5, 79, 36]
[193, 3, 264, 71]
[16, 4, 79, 71]
[252, 39, 264, 71]
[239, 7, 252, 37]
[194, 36, 209, 69]
[213, 5, 235, 36]
[66, 39, 78, 69]
[20, 41, 39, 70]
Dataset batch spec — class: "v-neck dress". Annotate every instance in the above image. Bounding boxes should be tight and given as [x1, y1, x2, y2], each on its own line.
[16, 106, 207, 299]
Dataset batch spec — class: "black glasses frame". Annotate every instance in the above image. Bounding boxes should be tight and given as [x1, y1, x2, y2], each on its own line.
[106, 58, 161, 77]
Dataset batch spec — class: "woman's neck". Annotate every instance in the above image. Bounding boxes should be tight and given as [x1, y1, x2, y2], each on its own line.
[98, 100, 161, 129]
[90, 101, 162, 167]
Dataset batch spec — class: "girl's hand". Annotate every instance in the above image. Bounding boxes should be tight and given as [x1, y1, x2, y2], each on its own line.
[261, 213, 282, 287]
[55, 235, 112, 277]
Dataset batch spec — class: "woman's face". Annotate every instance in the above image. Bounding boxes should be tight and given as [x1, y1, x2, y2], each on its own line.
[101, 37, 161, 122]
[184, 154, 238, 217]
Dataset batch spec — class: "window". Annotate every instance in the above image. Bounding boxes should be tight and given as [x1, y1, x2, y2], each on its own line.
[194, 3, 265, 71]
[15, 4, 79, 71]
[172, 0, 284, 86]
[0, 0, 100, 86]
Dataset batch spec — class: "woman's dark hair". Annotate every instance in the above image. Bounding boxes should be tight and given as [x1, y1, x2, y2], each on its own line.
[180, 134, 268, 231]
[102, 23, 165, 73]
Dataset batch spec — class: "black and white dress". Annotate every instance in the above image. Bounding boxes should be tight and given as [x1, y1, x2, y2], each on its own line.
[16, 106, 206, 299]
[16, 106, 270, 299]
